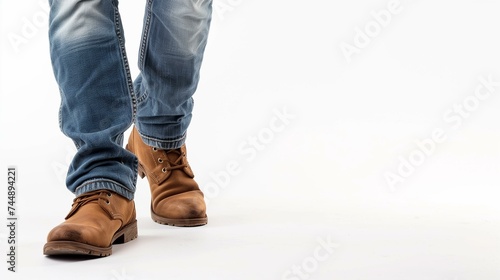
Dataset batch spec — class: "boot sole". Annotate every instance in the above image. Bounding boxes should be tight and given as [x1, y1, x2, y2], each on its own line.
[43, 220, 138, 257]
[151, 209, 208, 227]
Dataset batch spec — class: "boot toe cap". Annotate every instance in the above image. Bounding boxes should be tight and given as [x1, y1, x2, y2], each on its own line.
[47, 223, 109, 247]
[154, 191, 207, 219]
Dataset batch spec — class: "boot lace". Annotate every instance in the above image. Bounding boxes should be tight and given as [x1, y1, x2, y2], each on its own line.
[74, 191, 112, 206]
[65, 191, 112, 219]
[153, 147, 188, 173]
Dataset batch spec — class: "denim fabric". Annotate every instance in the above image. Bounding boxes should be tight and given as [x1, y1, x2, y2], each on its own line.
[48, 0, 212, 199]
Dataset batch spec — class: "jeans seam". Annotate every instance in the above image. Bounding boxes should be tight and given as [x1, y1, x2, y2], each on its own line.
[138, 0, 153, 71]
[57, 95, 65, 136]
[136, 89, 149, 104]
[113, 3, 137, 125]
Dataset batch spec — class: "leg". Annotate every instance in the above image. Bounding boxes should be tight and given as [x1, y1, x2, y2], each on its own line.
[44, 0, 137, 256]
[134, 0, 213, 149]
[48, 0, 137, 199]
[127, 0, 213, 226]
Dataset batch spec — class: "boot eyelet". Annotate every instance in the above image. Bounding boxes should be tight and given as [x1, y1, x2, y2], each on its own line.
[106, 200, 110, 205]
[162, 168, 167, 173]
[153, 147, 158, 152]
[158, 158, 163, 163]
[107, 193, 112, 197]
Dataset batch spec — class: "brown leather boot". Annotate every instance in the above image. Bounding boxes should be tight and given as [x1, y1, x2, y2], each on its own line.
[126, 127, 207, 227]
[43, 190, 137, 257]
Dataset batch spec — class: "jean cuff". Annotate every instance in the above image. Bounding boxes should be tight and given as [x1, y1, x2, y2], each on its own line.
[136, 130, 187, 150]
[74, 179, 135, 200]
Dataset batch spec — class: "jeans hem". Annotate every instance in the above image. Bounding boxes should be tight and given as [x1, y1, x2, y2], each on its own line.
[137, 129, 186, 150]
[74, 179, 134, 200]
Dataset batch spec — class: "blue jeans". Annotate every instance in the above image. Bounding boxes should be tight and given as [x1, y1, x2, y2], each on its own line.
[48, 0, 212, 200]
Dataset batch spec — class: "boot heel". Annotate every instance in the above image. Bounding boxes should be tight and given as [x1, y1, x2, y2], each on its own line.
[112, 220, 138, 244]
[138, 164, 146, 179]
[127, 143, 146, 179]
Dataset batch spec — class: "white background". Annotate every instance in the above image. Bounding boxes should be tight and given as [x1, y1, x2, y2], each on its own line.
[1, 0, 500, 279]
